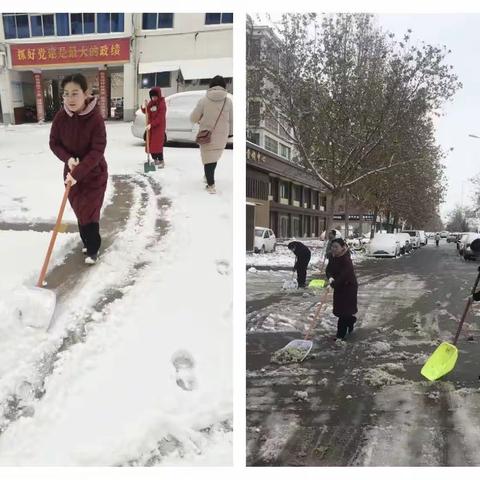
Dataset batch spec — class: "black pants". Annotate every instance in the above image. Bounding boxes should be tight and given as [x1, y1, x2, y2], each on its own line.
[78, 222, 101, 256]
[295, 253, 311, 287]
[151, 152, 163, 162]
[336, 315, 357, 339]
[204, 162, 217, 186]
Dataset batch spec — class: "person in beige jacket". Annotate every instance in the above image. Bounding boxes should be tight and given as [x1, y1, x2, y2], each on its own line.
[190, 75, 233, 194]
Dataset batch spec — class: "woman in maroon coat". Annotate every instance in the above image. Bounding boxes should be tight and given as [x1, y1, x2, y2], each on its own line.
[141, 86, 166, 167]
[49, 73, 108, 265]
[325, 238, 358, 340]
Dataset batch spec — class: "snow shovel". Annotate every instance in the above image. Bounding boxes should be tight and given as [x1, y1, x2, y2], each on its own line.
[421, 266, 480, 381]
[308, 252, 328, 288]
[144, 111, 156, 173]
[271, 287, 331, 364]
[17, 181, 73, 328]
[282, 270, 298, 290]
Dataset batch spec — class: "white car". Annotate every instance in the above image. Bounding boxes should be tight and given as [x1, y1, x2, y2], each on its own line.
[459, 232, 480, 260]
[367, 233, 401, 258]
[254, 227, 276, 253]
[395, 232, 412, 254]
[131, 90, 233, 145]
[402, 230, 421, 248]
[418, 230, 427, 246]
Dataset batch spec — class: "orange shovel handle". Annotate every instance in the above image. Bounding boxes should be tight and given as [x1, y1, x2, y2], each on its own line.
[36, 181, 72, 287]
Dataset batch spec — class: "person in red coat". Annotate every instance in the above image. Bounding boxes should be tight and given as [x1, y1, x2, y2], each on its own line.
[325, 238, 358, 340]
[49, 73, 108, 265]
[141, 86, 166, 167]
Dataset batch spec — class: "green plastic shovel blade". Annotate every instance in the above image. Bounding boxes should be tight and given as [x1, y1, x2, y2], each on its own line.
[309, 279, 326, 288]
[421, 342, 458, 381]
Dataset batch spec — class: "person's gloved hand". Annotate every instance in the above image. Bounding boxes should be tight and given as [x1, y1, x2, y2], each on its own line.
[473, 291, 480, 302]
[328, 277, 335, 288]
[67, 157, 79, 171]
[64, 172, 77, 186]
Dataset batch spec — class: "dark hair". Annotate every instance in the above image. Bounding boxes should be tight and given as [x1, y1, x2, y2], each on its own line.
[331, 238, 346, 248]
[209, 75, 226, 89]
[61, 73, 88, 92]
[329, 230, 337, 236]
[287, 242, 296, 251]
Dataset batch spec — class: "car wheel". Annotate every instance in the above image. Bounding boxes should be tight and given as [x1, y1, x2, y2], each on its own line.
[260, 245, 265, 254]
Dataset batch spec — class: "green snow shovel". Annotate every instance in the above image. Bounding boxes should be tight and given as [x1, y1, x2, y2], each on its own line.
[421, 266, 480, 381]
[144, 111, 156, 173]
[308, 249, 328, 288]
[271, 287, 331, 364]
[16, 181, 73, 329]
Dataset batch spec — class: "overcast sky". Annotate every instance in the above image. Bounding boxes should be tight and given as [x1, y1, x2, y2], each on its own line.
[376, 14, 480, 220]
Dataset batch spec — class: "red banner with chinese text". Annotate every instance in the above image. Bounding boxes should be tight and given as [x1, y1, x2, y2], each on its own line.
[33, 72, 45, 122]
[10, 37, 130, 68]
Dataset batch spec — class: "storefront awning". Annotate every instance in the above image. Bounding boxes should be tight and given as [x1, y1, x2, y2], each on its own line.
[138, 61, 179, 74]
[179, 57, 232, 80]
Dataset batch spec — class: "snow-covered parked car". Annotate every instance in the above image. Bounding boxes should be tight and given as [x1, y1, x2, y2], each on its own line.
[131, 90, 233, 145]
[401, 230, 421, 249]
[395, 232, 413, 254]
[254, 227, 276, 253]
[366, 233, 401, 258]
[459, 232, 480, 260]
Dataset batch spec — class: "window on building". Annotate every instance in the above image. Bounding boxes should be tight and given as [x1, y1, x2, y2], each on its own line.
[249, 38, 261, 61]
[16, 14, 29, 38]
[280, 143, 291, 160]
[265, 113, 278, 133]
[56, 13, 70, 36]
[43, 14, 55, 35]
[111, 13, 124, 32]
[205, 13, 233, 25]
[264, 135, 278, 155]
[84, 13, 95, 33]
[142, 13, 173, 29]
[157, 13, 173, 28]
[70, 13, 83, 34]
[294, 185, 301, 202]
[30, 15, 43, 36]
[248, 101, 261, 126]
[247, 132, 260, 145]
[280, 181, 290, 200]
[141, 72, 171, 89]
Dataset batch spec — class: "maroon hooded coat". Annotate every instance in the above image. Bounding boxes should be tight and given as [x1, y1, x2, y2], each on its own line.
[49, 97, 108, 226]
[325, 250, 358, 317]
[141, 86, 166, 154]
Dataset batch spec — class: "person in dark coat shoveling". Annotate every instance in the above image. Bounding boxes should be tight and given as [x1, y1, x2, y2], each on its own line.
[49, 73, 108, 265]
[325, 238, 358, 340]
[141, 86, 166, 167]
[287, 241, 311, 288]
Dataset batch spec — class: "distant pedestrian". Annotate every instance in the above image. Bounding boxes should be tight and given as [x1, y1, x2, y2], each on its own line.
[435, 232, 440, 247]
[324, 230, 337, 262]
[142, 86, 166, 167]
[49, 73, 108, 265]
[325, 238, 358, 340]
[287, 241, 311, 288]
[190, 75, 233, 194]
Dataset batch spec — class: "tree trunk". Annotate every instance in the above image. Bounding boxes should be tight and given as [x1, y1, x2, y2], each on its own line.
[326, 190, 336, 235]
[370, 206, 378, 239]
[344, 188, 349, 239]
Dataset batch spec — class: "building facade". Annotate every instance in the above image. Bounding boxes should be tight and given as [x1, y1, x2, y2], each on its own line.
[246, 142, 329, 249]
[0, 12, 233, 124]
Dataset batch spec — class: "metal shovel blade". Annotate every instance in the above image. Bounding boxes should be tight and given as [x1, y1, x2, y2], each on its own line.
[421, 342, 458, 381]
[271, 339, 313, 364]
[309, 279, 326, 289]
[14, 286, 56, 329]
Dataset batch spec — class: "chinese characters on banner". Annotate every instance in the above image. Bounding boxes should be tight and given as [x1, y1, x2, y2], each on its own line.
[33, 72, 45, 122]
[10, 38, 130, 67]
[98, 69, 108, 120]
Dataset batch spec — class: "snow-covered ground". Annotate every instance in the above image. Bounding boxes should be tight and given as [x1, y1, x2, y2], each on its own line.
[0, 122, 232, 465]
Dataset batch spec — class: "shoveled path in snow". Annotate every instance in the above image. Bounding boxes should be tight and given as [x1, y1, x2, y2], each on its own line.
[0, 174, 170, 431]
[247, 241, 480, 466]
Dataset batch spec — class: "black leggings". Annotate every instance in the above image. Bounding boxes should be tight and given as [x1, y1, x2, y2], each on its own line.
[204, 162, 217, 186]
[336, 315, 357, 339]
[151, 152, 163, 161]
[78, 222, 101, 256]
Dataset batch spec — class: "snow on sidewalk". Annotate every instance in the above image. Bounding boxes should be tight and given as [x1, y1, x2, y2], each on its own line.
[0, 122, 232, 465]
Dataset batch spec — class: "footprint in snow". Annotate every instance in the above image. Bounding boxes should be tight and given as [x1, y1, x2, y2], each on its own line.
[215, 259, 230, 276]
[172, 350, 197, 391]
